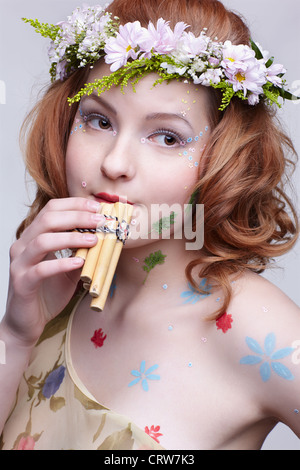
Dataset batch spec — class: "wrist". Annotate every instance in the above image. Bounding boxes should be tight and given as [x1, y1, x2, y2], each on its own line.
[0, 319, 37, 357]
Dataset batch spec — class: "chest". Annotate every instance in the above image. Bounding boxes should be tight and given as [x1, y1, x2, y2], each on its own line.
[69, 297, 262, 449]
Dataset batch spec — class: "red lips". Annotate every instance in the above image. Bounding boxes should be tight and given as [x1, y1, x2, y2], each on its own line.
[94, 192, 133, 205]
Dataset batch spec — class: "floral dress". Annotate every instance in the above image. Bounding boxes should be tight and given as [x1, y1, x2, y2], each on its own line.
[0, 292, 164, 450]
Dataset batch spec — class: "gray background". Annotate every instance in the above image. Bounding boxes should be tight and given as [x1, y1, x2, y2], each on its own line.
[0, 0, 299, 450]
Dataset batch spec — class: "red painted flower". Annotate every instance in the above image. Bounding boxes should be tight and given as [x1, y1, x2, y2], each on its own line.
[216, 312, 233, 333]
[91, 328, 107, 348]
[145, 425, 163, 443]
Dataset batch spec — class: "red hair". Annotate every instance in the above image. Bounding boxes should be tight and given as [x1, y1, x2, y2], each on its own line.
[18, 0, 299, 319]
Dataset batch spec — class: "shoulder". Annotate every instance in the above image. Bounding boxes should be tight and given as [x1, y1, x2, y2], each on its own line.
[223, 270, 300, 436]
[228, 269, 300, 333]
[224, 269, 300, 366]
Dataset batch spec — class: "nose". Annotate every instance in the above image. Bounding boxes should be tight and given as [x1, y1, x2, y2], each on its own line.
[100, 132, 136, 181]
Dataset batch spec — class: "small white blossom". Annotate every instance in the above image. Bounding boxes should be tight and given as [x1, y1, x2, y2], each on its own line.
[198, 68, 223, 86]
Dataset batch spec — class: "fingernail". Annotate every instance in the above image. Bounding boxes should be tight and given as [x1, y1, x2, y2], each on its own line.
[87, 200, 101, 212]
[83, 233, 98, 242]
[72, 257, 84, 266]
[91, 213, 105, 223]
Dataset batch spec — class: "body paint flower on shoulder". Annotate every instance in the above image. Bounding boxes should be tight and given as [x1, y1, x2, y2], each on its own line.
[240, 333, 295, 382]
[216, 312, 233, 333]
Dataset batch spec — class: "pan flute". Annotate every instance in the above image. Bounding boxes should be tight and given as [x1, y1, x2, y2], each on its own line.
[76, 202, 133, 311]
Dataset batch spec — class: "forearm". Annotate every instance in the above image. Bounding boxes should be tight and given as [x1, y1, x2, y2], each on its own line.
[0, 322, 34, 434]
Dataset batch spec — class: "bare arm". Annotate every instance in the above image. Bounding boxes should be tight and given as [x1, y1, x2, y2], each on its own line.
[0, 197, 104, 433]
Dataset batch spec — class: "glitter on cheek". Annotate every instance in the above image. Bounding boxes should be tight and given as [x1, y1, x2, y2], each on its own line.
[141, 137, 146, 144]
[81, 181, 87, 188]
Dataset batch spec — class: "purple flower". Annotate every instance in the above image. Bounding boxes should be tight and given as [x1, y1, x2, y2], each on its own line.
[222, 41, 255, 73]
[179, 31, 208, 59]
[228, 59, 266, 97]
[42, 365, 65, 399]
[104, 21, 147, 71]
[140, 18, 188, 57]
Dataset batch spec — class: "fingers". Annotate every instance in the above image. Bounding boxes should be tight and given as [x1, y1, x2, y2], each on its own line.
[21, 257, 85, 293]
[21, 231, 99, 266]
[11, 198, 104, 260]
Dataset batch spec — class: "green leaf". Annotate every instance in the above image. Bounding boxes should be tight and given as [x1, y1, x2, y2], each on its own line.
[150, 212, 177, 235]
[22, 18, 60, 41]
[265, 56, 274, 68]
[250, 39, 263, 60]
[142, 250, 167, 284]
[279, 88, 300, 101]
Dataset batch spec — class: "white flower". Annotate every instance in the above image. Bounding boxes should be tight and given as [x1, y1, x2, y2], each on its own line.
[266, 63, 286, 87]
[225, 57, 267, 97]
[198, 68, 223, 86]
[247, 93, 260, 105]
[179, 31, 208, 58]
[222, 40, 256, 73]
[104, 21, 147, 72]
[139, 19, 177, 57]
[160, 62, 187, 75]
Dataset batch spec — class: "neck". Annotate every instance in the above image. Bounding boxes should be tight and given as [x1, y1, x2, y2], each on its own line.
[113, 237, 200, 308]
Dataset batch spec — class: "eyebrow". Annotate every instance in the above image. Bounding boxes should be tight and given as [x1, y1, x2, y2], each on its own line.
[82, 93, 117, 115]
[85, 93, 194, 132]
[145, 112, 194, 132]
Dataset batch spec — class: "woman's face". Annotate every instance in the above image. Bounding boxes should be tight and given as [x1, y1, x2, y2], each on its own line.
[66, 62, 211, 245]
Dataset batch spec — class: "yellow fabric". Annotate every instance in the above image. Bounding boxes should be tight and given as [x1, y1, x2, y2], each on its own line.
[0, 293, 164, 450]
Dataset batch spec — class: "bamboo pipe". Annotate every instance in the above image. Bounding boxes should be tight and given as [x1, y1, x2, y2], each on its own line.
[79, 203, 111, 284]
[90, 203, 134, 311]
[89, 202, 125, 297]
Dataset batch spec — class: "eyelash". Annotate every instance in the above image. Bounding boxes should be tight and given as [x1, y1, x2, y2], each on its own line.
[79, 108, 187, 147]
[80, 110, 112, 131]
[150, 128, 186, 146]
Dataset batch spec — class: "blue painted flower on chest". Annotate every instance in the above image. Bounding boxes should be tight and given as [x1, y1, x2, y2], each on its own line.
[240, 333, 294, 382]
[128, 360, 160, 391]
[180, 278, 212, 304]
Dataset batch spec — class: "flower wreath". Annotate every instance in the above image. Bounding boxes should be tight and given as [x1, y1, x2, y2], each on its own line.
[23, 3, 299, 110]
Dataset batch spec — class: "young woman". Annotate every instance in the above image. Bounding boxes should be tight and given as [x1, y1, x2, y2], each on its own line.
[0, 0, 299, 450]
